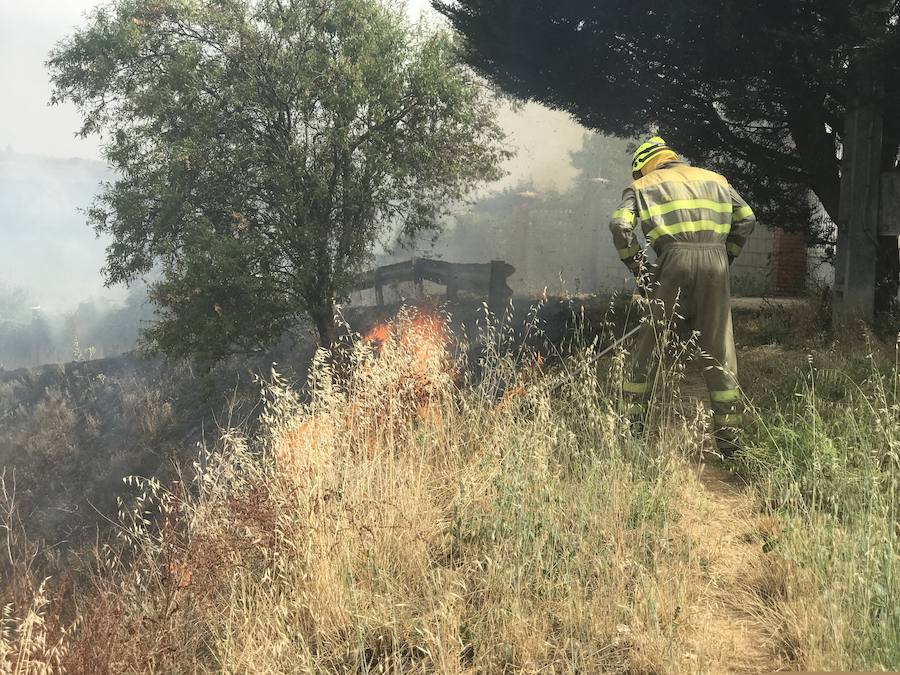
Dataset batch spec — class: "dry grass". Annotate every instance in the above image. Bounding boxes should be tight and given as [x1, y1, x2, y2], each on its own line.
[3, 302, 897, 673]
[0, 307, 727, 673]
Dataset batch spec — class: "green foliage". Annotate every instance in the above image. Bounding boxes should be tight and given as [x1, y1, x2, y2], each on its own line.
[739, 345, 900, 669]
[744, 351, 899, 513]
[435, 0, 900, 242]
[49, 0, 507, 361]
[735, 300, 832, 351]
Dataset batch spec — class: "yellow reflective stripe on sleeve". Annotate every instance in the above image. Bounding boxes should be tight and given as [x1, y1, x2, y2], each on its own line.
[618, 244, 641, 260]
[733, 206, 754, 221]
[612, 209, 636, 224]
[727, 242, 742, 257]
[714, 413, 744, 427]
[639, 198, 732, 220]
[623, 381, 649, 394]
[711, 389, 741, 403]
[647, 220, 732, 243]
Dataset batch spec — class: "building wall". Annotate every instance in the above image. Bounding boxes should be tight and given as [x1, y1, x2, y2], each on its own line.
[727, 226, 811, 297]
[730, 226, 773, 296]
[771, 230, 808, 295]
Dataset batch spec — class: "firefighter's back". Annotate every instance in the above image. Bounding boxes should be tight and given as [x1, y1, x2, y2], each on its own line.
[611, 136, 756, 457]
[632, 163, 734, 252]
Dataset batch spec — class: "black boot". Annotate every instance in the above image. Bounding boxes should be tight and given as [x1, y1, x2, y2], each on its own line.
[715, 437, 740, 460]
[628, 415, 646, 440]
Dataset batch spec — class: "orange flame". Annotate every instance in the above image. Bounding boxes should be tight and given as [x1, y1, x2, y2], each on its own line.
[363, 311, 451, 380]
[279, 310, 454, 463]
[364, 311, 447, 346]
[364, 323, 393, 343]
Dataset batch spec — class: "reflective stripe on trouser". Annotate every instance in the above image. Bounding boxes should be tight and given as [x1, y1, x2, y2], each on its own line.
[622, 380, 649, 434]
[628, 242, 742, 445]
[712, 398, 743, 448]
[623, 383, 648, 414]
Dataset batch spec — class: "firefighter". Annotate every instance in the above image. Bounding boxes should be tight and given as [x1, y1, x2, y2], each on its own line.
[609, 136, 756, 457]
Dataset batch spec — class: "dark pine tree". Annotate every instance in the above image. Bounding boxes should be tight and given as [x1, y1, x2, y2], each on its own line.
[435, 0, 900, 312]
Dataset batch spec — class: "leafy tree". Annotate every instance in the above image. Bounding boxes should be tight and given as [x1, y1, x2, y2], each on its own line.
[435, 0, 900, 311]
[49, 0, 507, 361]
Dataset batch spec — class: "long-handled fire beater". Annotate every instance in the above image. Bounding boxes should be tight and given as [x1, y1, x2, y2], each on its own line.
[542, 318, 642, 397]
[591, 323, 642, 363]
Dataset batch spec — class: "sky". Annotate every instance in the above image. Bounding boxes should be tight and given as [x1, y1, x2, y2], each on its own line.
[0, 0, 589, 191]
[0, 0, 99, 160]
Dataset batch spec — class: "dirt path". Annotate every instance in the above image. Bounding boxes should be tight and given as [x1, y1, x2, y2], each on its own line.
[671, 370, 780, 672]
[676, 459, 777, 673]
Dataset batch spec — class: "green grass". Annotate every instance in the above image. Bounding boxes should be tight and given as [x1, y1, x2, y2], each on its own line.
[736, 321, 900, 670]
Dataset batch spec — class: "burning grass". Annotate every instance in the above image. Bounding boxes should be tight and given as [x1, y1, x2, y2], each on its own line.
[3, 302, 898, 672]
[0, 307, 717, 673]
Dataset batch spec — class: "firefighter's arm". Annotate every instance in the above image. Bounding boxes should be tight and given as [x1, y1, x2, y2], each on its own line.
[610, 187, 643, 277]
[726, 186, 757, 264]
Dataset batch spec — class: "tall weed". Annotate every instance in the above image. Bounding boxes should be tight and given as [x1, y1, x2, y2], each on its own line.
[742, 344, 900, 670]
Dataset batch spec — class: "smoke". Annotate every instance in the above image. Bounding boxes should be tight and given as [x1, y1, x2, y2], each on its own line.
[494, 104, 587, 193]
[0, 149, 124, 312]
[1, 0, 638, 367]
[0, 0, 103, 160]
[375, 132, 636, 299]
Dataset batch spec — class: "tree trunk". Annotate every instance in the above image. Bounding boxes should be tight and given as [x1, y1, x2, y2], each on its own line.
[786, 93, 842, 224]
[877, 133, 900, 316]
[876, 235, 900, 316]
[311, 299, 337, 349]
[807, 107, 900, 320]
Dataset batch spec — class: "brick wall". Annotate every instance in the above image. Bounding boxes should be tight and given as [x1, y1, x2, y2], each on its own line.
[730, 226, 773, 296]
[771, 228, 807, 296]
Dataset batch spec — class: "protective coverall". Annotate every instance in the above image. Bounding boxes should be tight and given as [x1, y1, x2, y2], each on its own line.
[609, 157, 756, 452]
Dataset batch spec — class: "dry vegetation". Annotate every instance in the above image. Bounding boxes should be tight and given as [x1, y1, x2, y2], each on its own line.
[0, 302, 898, 673]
